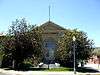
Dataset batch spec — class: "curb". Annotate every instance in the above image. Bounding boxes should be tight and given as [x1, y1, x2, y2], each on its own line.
[0, 68, 100, 75]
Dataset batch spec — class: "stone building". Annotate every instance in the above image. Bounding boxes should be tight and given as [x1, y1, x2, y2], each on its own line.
[40, 21, 65, 63]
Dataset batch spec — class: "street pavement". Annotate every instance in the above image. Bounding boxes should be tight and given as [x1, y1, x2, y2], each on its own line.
[0, 70, 74, 75]
[0, 65, 100, 75]
[0, 69, 100, 75]
[0, 69, 73, 75]
[0, 73, 9, 75]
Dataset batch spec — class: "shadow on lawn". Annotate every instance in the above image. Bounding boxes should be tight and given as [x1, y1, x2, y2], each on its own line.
[4, 67, 73, 71]
[2, 65, 100, 73]
[2, 63, 73, 71]
[76, 67, 100, 73]
[4, 67, 48, 71]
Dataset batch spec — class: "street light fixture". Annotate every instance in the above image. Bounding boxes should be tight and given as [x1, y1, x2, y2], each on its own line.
[73, 36, 76, 74]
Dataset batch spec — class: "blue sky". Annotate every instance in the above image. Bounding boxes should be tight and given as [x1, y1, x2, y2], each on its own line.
[0, 0, 100, 47]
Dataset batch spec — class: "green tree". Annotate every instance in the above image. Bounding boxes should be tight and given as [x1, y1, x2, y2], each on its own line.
[0, 35, 15, 67]
[1, 18, 43, 69]
[56, 29, 94, 67]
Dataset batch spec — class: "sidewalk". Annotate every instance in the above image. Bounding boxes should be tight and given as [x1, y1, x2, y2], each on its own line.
[0, 68, 100, 75]
[0, 69, 74, 75]
[84, 64, 100, 71]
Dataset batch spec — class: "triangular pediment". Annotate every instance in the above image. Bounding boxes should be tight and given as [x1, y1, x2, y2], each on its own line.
[40, 21, 65, 30]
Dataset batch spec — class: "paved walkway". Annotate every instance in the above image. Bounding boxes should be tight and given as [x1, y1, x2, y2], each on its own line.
[0, 69, 74, 75]
[84, 64, 100, 71]
[0, 68, 100, 75]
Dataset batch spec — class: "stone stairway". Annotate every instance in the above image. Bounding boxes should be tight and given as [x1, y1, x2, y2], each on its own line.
[38, 63, 60, 68]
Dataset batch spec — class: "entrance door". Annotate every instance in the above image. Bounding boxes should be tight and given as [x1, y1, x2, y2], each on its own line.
[44, 39, 56, 62]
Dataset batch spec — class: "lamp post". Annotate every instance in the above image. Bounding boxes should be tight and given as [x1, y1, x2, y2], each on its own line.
[73, 36, 76, 74]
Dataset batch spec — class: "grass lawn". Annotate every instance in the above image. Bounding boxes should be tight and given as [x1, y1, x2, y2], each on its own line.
[3, 67, 100, 73]
[3, 67, 73, 72]
[45, 67, 73, 71]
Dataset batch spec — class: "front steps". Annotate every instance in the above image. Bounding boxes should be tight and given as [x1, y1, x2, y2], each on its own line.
[37, 63, 60, 68]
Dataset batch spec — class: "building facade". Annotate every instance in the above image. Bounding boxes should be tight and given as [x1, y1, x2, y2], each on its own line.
[88, 47, 100, 64]
[40, 21, 65, 63]
[40, 21, 100, 65]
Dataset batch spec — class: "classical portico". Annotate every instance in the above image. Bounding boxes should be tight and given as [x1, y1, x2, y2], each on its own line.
[40, 21, 65, 63]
